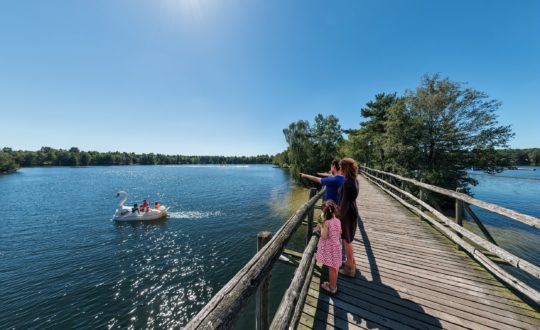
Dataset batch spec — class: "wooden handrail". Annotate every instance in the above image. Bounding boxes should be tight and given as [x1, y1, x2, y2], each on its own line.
[271, 232, 319, 329]
[362, 167, 540, 229]
[362, 170, 540, 279]
[362, 171, 540, 304]
[185, 188, 325, 330]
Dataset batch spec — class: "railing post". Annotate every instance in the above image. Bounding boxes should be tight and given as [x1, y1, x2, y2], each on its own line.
[256, 231, 272, 330]
[455, 188, 464, 251]
[419, 179, 425, 213]
[306, 188, 317, 243]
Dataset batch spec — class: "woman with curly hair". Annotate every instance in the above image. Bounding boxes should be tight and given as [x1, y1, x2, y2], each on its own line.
[338, 157, 360, 277]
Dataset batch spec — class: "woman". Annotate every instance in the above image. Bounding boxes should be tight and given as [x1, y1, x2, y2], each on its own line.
[338, 157, 360, 277]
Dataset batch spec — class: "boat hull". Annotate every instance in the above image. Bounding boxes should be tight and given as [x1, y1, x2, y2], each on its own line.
[113, 207, 169, 222]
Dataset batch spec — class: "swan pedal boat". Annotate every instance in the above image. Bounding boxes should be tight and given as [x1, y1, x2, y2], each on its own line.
[114, 191, 169, 222]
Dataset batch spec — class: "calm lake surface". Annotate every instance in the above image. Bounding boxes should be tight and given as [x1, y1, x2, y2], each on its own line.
[0, 165, 309, 329]
[1, 165, 539, 328]
[467, 167, 540, 291]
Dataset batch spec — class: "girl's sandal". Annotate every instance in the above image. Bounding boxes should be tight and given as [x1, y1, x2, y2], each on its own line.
[321, 282, 337, 296]
[339, 265, 357, 278]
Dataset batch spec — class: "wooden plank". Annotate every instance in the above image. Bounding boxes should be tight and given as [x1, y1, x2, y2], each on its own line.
[352, 257, 535, 310]
[271, 235, 319, 329]
[363, 173, 540, 303]
[352, 244, 508, 286]
[364, 170, 540, 280]
[307, 287, 468, 330]
[330, 277, 540, 329]
[334, 269, 540, 325]
[299, 174, 540, 329]
[302, 295, 387, 330]
[362, 167, 540, 229]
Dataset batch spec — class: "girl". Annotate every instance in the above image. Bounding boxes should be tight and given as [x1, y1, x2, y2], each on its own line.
[316, 200, 342, 296]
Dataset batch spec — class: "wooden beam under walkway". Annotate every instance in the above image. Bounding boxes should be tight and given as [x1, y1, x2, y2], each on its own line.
[300, 175, 540, 329]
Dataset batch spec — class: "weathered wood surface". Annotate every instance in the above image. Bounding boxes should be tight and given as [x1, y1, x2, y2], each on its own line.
[363, 167, 540, 229]
[271, 233, 319, 329]
[257, 231, 273, 330]
[362, 170, 540, 283]
[299, 175, 540, 329]
[362, 171, 540, 303]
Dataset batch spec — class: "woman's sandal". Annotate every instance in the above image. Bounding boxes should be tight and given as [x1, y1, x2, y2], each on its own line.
[339, 264, 357, 278]
[321, 281, 338, 296]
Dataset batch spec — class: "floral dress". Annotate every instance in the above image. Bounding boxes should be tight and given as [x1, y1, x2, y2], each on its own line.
[316, 217, 342, 269]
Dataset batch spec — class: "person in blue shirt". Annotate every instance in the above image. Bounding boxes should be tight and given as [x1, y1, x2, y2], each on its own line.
[300, 160, 345, 203]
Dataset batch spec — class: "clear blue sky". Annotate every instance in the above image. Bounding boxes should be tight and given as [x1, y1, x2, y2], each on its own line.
[1, 0, 538, 156]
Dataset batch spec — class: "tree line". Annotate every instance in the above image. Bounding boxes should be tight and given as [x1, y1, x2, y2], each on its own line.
[0, 146, 272, 173]
[276, 74, 538, 207]
[495, 148, 540, 167]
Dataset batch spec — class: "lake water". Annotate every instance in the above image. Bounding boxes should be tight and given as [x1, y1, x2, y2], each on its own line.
[1, 165, 539, 328]
[0, 165, 310, 329]
[466, 167, 540, 291]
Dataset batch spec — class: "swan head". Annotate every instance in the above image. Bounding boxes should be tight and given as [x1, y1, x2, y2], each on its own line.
[115, 191, 128, 198]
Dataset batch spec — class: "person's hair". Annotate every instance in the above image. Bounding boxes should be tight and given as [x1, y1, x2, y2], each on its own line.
[331, 160, 340, 171]
[322, 200, 340, 220]
[340, 157, 358, 180]
[155, 202, 158, 204]
[134, 203, 138, 206]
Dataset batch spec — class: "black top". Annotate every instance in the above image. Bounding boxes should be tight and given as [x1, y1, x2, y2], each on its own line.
[339, 177, 359, 243]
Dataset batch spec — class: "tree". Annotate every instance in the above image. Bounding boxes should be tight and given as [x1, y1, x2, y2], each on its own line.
[283, 120, 315, 181]
[283, 114, 343, 184]
[385, 74, 514, 202]
[0, 151, 19, 173]
[272, 150, 289, 166]
[340, 93, 400, 168]
[312, 114, 343, 169]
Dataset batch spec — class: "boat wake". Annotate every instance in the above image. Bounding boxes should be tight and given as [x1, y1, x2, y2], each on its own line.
[168, 211, 223, 219]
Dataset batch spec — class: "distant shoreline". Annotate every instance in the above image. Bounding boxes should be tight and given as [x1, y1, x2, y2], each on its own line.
[0, 147, 274, 169]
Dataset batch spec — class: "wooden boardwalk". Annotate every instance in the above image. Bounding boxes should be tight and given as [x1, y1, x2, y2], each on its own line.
[299, 175, 540, 329]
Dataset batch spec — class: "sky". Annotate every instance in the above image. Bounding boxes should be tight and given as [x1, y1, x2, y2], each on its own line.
[0, 0, 539, 156]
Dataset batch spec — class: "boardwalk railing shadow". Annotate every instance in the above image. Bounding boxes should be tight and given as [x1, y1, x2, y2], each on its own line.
[313, 218, 442, 329]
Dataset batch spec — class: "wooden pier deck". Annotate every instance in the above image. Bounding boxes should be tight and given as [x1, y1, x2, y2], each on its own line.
[299, 175, 540, 329]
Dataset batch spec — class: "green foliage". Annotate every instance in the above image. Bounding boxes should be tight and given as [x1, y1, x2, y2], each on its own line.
[0, 147, 274, 168]
[495, 148, 540, 166]
[283, 114, 343, 185]
[339, 94, 401, 168]
[272, 150, 289, 166]
[0, 149, 19, 173]
[338, 74, 517, 207]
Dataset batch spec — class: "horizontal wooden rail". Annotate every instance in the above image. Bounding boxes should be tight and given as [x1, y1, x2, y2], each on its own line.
[362, 167, 540, 229]
[362, 172, 540, 304]
[185, 188, 325, 329]
[362, 170, 540, 279]
[271, 232, 319, 329]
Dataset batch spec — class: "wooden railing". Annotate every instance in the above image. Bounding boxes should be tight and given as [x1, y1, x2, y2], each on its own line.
[360, 166, 540, 305]
[185, 187, 325, 330]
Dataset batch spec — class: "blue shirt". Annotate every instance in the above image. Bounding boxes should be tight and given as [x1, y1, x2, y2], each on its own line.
[321, 175, 345, 203]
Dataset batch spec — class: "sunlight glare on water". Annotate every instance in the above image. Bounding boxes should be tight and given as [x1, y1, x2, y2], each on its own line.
[0, 165, 303, 329]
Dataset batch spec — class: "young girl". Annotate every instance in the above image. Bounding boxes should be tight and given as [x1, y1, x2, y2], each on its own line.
[316, 200, 342, 295]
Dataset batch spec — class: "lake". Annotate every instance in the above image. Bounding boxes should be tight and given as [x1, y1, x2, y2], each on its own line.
[0, 165, 310, 329]
[466, 167, 540, 291]
[1, 165, 539, 328]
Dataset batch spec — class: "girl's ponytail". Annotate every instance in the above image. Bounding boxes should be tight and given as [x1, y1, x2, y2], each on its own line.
[322, 200, 340, 220]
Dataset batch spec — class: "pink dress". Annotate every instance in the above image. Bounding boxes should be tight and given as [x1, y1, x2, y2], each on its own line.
[316, 217, 342, 269]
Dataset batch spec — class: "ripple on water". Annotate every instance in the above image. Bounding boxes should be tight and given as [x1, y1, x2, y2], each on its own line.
[0, 165, 297, 329]
[167, 210, 223, 219]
